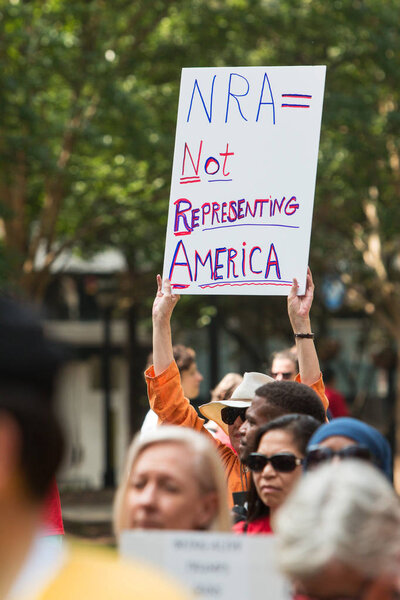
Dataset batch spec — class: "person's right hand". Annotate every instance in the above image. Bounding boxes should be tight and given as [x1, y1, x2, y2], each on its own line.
[287, 266, 313, 331]
[152, 275, 180, 323]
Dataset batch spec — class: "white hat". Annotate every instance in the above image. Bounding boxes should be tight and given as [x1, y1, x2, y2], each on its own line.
[199, 371, 274, 435]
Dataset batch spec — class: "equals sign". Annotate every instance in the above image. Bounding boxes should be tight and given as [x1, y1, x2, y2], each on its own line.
[281, 94, 312, 108]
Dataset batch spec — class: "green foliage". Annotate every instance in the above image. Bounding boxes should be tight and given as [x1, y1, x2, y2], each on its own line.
[0, 0, 399, 330]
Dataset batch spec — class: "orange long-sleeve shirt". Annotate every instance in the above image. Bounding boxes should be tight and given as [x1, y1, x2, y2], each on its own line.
[146, 362, 328, 507]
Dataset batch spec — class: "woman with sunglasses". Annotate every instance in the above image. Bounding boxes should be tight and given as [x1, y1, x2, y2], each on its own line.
[304, 417, 393, 480]
[234, 414, 321, 534]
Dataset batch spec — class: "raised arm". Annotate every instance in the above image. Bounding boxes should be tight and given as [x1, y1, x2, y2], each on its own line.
[147, 276, 205, 429]
[152, 275, 180, 375]
[287, 267, 320, 386]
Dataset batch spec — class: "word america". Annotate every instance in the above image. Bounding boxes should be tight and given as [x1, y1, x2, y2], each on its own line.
[169, 240, 283, 286]
[173, 196, 299, 235]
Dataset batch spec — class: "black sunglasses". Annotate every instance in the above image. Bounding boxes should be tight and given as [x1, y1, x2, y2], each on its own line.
[304, 444, 373, 471]
[220, 406, 247, 426]
[246, 452, 303, 473]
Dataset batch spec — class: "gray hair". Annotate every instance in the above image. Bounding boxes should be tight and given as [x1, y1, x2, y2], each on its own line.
[274, 460, 400, 579]
[113, 426, 231, 536]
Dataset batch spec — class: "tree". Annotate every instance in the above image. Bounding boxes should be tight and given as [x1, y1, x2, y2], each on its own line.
[0, 0, 284, 298]
[2, 0, 400, 466]
[0, 0, 299, 429]
[258, 0, 400, 481]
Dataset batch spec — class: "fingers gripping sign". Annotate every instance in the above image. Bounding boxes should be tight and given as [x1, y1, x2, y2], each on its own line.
[152, 275, 181, 324]
[152, 276, 180, 375]
[287, 267, 320, 387]
[287, 266, 314, 328]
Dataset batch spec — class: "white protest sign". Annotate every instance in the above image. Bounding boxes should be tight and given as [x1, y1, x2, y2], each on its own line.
[120, 530, 291, 600]
[162, 66, 326, 295]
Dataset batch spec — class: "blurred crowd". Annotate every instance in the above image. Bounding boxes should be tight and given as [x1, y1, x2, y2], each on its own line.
[1, 269, 399, 599]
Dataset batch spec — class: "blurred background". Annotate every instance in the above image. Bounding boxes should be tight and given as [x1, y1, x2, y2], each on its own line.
[1, 0, 399, 509]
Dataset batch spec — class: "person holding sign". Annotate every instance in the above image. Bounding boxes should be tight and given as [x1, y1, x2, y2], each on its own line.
[146, 269, 328, 507]
[234, 414, 320, 534]
[113, 426, 231, 535]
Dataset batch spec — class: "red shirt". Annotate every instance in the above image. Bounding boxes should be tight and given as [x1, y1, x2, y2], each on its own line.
[325, 386, 350, 418]
[41, 478, 64, 535]
[233, 515, 273, 535]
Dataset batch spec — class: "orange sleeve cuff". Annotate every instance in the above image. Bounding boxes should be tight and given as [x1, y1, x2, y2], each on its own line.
[295, 372, 329, 415]
[145, 360, 205, 431]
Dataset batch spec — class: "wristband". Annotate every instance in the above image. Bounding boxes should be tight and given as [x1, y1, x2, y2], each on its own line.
[294, 332, 314, 339]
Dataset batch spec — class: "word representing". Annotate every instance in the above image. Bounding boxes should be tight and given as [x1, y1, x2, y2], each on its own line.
[173, 196, 300, 236]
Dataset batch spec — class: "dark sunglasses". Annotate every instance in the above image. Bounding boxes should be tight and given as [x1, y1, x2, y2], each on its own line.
[270, 371, 294, 380]
[246, 452, 303, 473]
[304, 444, 373, 471]
[220, 406, 247, 426]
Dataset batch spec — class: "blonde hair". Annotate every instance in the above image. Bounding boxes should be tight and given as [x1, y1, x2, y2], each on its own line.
[113, 426, 231, 536]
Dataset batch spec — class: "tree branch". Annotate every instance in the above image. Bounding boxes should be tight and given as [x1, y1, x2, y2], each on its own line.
[23, 204, 126, 283]
[362, 198, 389, 283]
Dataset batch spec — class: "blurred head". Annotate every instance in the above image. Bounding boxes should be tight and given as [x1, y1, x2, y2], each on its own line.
[239, 381, 325, 462]
[146, 344, 203, 399]
[304, 417, 392, 480]
[210, 373, 243, 403]
[275, 461, 400, 600]
[173, 345, 202, 399]
[245, 415, 320, 521]
[270, 350, 298, 381]
[113, 426, 231, 536]
[0, 297, 64, 505]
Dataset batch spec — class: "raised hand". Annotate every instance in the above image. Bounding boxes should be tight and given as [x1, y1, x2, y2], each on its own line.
[287, 267, 321, 386]
[287, 267, 314, 330]
[152, 275, 180, 324]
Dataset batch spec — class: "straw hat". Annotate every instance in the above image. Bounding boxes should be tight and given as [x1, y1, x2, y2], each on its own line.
[199, 371, 274, 435]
